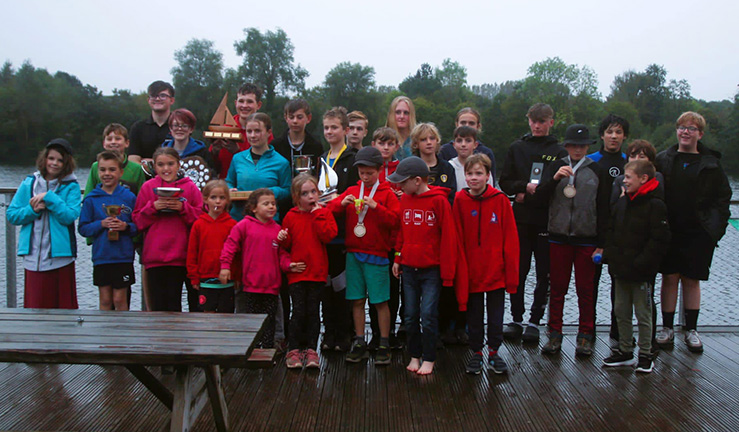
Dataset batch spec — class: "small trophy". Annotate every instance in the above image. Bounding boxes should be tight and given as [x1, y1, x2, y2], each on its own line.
[529, 162, 544, 185]
[317, 158, 338, 203]
[103, 204, 122, 241]
[293, 155, 314, 175]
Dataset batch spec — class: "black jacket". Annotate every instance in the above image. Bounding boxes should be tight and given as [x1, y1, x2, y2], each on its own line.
[272, 130, 325, 221]
[604, 182, 671, 282]
[499, 134, 567, 227]
[428, 157, 457, 205]
[655, 142, 731, 244]
[321, 146, 359, 194]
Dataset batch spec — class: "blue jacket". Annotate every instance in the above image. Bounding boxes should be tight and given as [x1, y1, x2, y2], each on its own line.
[78, 184, 138, 265]
[162, 137, 216, 174]
[7, 173, 81, 258]
[225, 146, 291, 220]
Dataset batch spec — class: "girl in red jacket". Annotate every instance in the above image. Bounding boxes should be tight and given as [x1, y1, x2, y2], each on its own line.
[453, 154, 519, 375]
[187, 180, 239, 313]
[280, 174, 338, 369]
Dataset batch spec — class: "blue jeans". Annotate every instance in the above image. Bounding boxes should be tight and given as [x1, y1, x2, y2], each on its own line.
[402, 266, 442, 362]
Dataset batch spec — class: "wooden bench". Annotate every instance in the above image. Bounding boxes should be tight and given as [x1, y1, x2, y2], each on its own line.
[0, 308, 275, 432]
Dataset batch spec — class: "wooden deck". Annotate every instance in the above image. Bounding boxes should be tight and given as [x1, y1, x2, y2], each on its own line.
[1, 328, 738, 431]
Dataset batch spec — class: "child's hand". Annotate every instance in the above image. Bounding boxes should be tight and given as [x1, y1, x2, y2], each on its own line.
[30, 193, 47, 212]
[192, 283, 199, 291]
[218, 269, 231, 284]
[363, 195, 378, 209]
[277, 229, 288, 242]
[592, 248, 603, 260]
[526, 183, 538, 195]
[620, 186, 626, 197]
[310, 202, 324, 212]
[554, 166, 573, 180]
[289, 262, 306, 273]
[394, 189, 403, 199]
[515, 192, 525, 203]
[170, 199, 184, 212]
[154, 198, 169, 211]
[341, 194, 356, 207]
[392, 262, 402, 278]
[111, 220, 128, 232]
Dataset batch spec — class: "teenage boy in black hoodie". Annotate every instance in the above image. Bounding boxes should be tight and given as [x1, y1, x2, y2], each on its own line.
[499, 103, 567, 343]
[587, 114, 629, 341]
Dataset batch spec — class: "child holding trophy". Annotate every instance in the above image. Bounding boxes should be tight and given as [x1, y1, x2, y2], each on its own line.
[79, 151, 138, 311]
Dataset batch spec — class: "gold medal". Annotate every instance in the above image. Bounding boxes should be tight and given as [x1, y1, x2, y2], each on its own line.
[353, 223, 367, 238]
[563, 184, 576, 198]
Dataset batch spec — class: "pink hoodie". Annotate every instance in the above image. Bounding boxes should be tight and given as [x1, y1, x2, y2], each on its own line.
[133, 176, 203, 269]
[220, 215, 291, 294]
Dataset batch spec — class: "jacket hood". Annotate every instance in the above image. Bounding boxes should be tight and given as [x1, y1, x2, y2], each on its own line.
[163, 137, 208, 158]
[87, 183, 133, 199]
[32, 171, 78, 184]
[197, 210, 234, 224]
[521, 133, 559, 145]
[244, 214, 278, 227]
[665, 141, 722, 160]
[628, 177, 660, 201]
[353, 179, 393, 192]
[462, 184, 503, 201]
[413, 186, 451, 200]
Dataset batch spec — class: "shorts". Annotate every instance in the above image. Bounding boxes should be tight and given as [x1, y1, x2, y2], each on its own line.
[660, 230, 715, 281]
[93, 263, 135, 289]
[345, 252, 390, 304]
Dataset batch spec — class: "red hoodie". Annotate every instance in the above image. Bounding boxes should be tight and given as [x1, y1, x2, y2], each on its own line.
[453, 185, 520, 311]
[280, 206, 338, 284]
[394, 186, 458, 286]
[187, 211, 240, 286]
[328, 180, 400, 257]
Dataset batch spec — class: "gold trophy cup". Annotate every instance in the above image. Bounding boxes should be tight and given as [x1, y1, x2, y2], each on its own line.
[103, 204, 122, 241]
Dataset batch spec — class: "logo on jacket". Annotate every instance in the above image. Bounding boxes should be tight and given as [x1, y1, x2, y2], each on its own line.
[413, 210, 424, 225]
[471, 210, 478, 217]
[490, 212, 498, 224]
[609, 167, 621, 177]
[403, 209, 412, 223]
[440, 174, 448, 182]
[426, 211, 436, 225]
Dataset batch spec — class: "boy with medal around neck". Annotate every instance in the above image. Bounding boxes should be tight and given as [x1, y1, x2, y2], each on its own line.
[535, 124, 611, 357]
[328, 146, 400, 364]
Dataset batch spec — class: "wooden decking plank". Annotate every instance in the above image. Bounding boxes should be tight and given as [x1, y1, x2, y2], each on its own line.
[383, 348, 415, 432]
[340, 351, 368, 431]
[439, 348, 492, 431]
[313, 350, 348, 431]
[289, 364, 326, 432]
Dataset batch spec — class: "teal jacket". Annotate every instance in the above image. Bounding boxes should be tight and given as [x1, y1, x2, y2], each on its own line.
[225, 146, 291, 221]
[7, 173, 81, 258]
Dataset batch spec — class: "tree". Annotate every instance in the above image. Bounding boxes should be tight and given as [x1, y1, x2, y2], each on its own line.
[171, 39, 224, 129]
[231, 28, 308, 111]
[323, 62, 376, 107]
[399, 63, 441, 99]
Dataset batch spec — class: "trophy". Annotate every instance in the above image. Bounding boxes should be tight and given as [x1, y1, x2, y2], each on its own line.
[317, 158, 339, 202]
[180, 156, 212, 189]
[293, 155, 314, 175]
[102, 204, 131, 240]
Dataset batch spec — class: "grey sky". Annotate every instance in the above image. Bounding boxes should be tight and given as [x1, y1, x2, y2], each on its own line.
[3, 0, 737, 101]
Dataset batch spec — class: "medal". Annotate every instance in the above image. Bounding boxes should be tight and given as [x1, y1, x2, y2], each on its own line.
[563, 184, 576, 198]
[354, 223, 367, 238]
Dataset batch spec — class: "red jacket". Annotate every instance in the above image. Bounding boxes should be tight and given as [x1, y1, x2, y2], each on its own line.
[328, 180, 400, 257]
[378, 160, 400, 183]
[395, 186, 458, 286]
[280, 206, 337, 284]
[453, 186, 519, 311]
[186, 212, 240, 286]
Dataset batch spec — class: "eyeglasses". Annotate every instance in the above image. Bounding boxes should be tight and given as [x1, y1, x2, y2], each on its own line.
[170, 123, 191, 131]
[149, 93, 173, 101]
[677, 126, 699, 133]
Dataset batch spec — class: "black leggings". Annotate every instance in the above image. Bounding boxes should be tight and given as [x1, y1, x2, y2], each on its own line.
[147, 266, 186, 312]
[244, 292, 278, 348]
[288, 281, 323, 350]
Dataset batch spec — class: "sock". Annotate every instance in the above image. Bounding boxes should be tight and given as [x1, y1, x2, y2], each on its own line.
[684, 309, 700, 331]
[662, 312, 675, 329]
[379, 337, 389, 347]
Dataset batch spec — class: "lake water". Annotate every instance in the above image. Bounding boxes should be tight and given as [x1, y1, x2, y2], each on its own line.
[1, 165, 738, 326]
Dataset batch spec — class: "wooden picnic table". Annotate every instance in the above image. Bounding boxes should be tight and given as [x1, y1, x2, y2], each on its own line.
[0, 308, 274, 432]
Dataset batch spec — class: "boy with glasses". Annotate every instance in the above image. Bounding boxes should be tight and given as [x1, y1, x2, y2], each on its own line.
[128, 81, 175, 164]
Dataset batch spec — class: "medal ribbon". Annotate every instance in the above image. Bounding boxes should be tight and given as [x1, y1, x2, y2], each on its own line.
[568, 157, 586, 186]
[357, 179, 380, 225]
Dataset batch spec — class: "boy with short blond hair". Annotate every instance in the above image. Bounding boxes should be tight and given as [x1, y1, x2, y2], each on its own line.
[348, 111, 369, 149]
[603, 159, 670, 372]
[85, 124, 146, 197]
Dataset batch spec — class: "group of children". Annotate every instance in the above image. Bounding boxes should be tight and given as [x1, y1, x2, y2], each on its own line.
[7, 96, 730, 377]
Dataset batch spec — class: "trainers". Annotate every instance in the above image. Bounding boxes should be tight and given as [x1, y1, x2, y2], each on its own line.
[603, 350, 636, 367]
[303, 349, 320, 368]
[367, 335, 380, 351]
[521, 325, 540, 344]
[285, 349, 303, 369]
[503, 322, 524, 340]
[655, 327, 674, 347]
[375, 345, 391, 365]
[635, 354, 654, 373]
[488, 352, 508, 374]
[335, 334, 351, 352]
[575, 333, 594, 357]
[321, 333, 335, 351]
[541, 331, 562, 354]
[454, 328, 470, 345]
[684, 329, 704, 353]
[466, 351, 483, 375]
[345, 339, 369, 363]
[389, 332, 404, 350]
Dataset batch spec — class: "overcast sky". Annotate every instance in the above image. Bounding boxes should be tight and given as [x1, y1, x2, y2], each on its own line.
[3, 0, 737, 101]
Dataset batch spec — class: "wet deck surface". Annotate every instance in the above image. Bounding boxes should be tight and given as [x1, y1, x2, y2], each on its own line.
[1, 329, 737, 431]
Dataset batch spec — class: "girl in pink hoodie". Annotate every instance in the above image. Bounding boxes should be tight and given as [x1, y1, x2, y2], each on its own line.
[133, 147, 203, 312]
[220, 188, 299, 348]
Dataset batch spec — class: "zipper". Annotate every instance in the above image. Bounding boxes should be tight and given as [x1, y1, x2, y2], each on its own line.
[477, 199, 482, 247]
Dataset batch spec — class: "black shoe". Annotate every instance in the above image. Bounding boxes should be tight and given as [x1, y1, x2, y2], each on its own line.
[635, 354, 654, 373]
[488, 352, 508, 374]
[368, 335, 380, 351]
[466, 352, 483, 375]
[345, 339, 369, 363]
[603, 350, 636, 367]
[575, 333, 594, 357]
[541, 331, 562, 355]
[336, 334, 351, 352]
[375, 345, 391, 365]
[521, 325, 540, 344]
[321, 333, 335, 352]
[389, 333, 404, 350]
[454, 328, 469, 345]
[503, 322, 524, 340]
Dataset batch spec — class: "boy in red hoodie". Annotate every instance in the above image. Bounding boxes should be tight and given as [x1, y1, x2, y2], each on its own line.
[454, 154, 519, 375]
[389, 157, 458, 375]
[328, 146, 400, 365]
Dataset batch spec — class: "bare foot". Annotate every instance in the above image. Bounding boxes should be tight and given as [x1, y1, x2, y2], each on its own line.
[417, 361, 435, 375]
[406, 357, 421, 372]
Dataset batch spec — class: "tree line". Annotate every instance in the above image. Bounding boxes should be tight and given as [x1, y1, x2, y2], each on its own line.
[1, 27, 737, 175]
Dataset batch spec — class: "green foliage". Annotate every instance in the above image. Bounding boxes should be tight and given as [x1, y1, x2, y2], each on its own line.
[171, 39, 224, 130]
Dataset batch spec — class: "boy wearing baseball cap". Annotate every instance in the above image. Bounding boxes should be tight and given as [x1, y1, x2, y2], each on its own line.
[535, 124, 611, 357]
[389, 156, 459, 375]
[328, 146, 400, 365]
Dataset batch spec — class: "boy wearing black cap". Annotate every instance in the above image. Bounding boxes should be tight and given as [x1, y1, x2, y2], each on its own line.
[535, 124, 611, 357]
[328, 146, 400, 365]
[389, 156, 458, 375]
